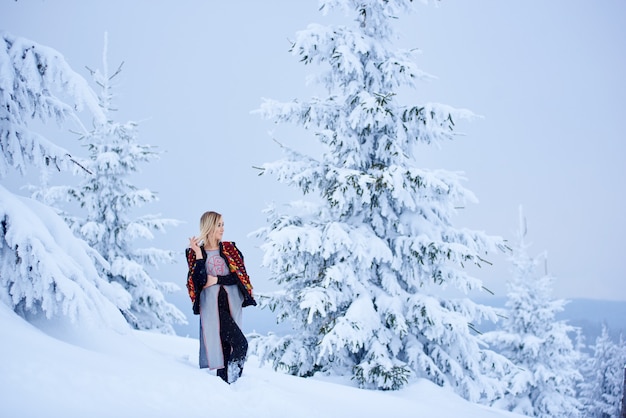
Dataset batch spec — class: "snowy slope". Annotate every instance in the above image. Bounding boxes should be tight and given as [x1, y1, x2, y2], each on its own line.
[0, 304, 524, 418]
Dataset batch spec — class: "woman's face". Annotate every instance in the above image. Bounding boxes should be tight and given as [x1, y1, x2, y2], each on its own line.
[212, 217, 224, 243]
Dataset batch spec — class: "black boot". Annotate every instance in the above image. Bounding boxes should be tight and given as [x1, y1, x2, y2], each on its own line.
[216, 367, 228, 383]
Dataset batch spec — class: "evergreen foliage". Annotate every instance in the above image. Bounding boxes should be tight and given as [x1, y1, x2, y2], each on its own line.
[252, 0, 512, 398]
[482, 206, 583, 417]
[578, 324, 626, 418]
[34, 34, 185, 334]
[0, 31, 103, 176]
[0, 31, 127, 328]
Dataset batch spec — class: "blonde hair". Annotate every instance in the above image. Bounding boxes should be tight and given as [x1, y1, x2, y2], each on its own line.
[199, 211, 222, 246]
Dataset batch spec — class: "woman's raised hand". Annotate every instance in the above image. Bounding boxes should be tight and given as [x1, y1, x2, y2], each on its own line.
[189, 236, 202, 259]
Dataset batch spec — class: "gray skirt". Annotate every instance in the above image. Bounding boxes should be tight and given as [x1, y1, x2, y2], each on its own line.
[198, 284, 244, 369]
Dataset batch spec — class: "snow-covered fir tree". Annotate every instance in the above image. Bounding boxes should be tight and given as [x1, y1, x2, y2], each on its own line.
[251, 0, 513, 398]
[482, 206, 583, 417]
[0, 31, 128, 329]
[578, 324, 626, 418]
[35, 34, 185, 334]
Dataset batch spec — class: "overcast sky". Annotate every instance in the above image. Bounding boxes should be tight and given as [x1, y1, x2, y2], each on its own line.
[3, 0, 625, 314]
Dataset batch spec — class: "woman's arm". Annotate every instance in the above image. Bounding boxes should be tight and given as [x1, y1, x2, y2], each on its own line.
[192, 258, 208, 290]
[188, 237, 208, 290]
[216, 272, 238, 286]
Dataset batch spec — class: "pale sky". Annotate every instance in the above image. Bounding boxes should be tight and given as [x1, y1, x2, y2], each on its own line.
[3, 0, 625, 320]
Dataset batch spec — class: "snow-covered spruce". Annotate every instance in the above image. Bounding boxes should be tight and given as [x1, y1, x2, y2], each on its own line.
[0, 31, 128, 328]
[32, 34, 185, 334]
[251, 0, 513, 399]
[1, 31, 181, 334]
[577, 323, 626, 418]
[0, 186, 128, 331]
[0, 31, 103, 177]
[481, 207, 583, 417]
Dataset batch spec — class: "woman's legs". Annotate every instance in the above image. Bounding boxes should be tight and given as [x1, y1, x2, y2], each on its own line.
[217, 286, 248, 383]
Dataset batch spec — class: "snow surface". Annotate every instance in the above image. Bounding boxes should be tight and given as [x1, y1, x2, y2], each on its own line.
[0, 304, 524, 418]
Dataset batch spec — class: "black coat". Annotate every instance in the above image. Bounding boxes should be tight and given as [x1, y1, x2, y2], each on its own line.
[186, 242, 256, 315]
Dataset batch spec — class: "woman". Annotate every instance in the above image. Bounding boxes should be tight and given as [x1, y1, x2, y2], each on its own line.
[186, 211, 256, 383]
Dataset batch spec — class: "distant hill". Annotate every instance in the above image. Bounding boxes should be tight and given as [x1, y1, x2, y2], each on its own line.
[474, 297, 626, 347]
[556, 298, 626, 344]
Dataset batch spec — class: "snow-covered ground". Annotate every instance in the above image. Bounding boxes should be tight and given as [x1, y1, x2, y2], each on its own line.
[0, 303, 524, 418]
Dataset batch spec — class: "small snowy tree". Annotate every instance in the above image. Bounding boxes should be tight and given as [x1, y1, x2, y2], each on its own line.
[252, 0, 512, 398]
[35, 34, 185, 334]
[578, 324, 626, 418]
[482, 206, 583, 417]
[0, 31, 127, 329]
